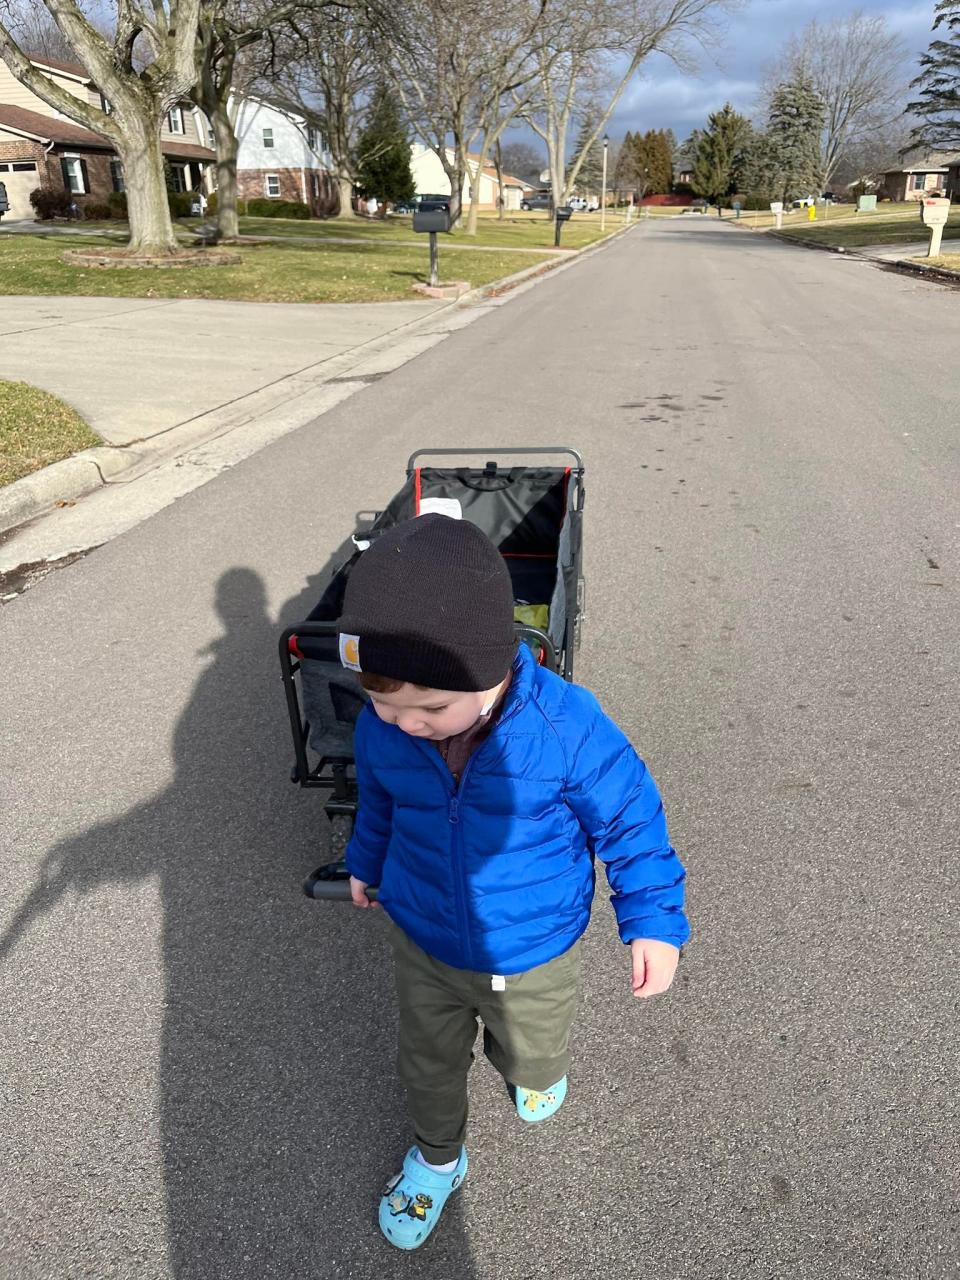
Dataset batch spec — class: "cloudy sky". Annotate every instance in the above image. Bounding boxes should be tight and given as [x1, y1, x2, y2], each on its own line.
[605, 0, 936, 141]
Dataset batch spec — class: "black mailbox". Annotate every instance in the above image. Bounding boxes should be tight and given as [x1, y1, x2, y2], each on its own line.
[555, 206, 573, 222]
[413, 209, 450, 234]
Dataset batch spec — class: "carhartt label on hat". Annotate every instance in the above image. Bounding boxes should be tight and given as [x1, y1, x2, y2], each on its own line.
[339, 633, 362, 671]
[419, 497, 462, 520]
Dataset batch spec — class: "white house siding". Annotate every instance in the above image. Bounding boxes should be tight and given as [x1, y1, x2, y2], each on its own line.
[409, 143, 521, 209]
[0, 60, 91, 115]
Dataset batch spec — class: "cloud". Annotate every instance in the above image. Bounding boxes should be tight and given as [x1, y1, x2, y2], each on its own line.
[603, 0, 937, 138]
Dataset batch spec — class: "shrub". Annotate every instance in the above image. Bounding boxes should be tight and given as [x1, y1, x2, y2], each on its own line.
[167, 190, 194, 217]
[29, 187, 74, 219]
[246, 197, 310, 219]
[205, 191, 217, 215]
[83, 201, 113, 220]
[108, 191, 128, 216]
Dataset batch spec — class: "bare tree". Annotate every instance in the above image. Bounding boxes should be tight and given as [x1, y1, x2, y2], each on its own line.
[261, 6, 377, 219]
[522, 0, 726, 211]
[4, 0, 76, 62]
[191, 0, 325, 242]
[382, 0, 545, 229]
[0, 0, 204, 252]
[761, 12, 910, 188]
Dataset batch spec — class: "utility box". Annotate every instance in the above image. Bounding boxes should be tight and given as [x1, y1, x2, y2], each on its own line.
[413, 209, 450, 234]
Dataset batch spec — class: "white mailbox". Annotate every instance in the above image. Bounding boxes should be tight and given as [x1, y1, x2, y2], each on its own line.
[770, 200, 784, 229]
[921, 197, 951, 256]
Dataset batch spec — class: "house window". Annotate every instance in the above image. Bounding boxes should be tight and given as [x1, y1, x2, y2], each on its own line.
[307, 125, 319, 151]
[110, 160, 125, 193]
[166, 107, 184, 135]
[13, 162, 37, 172]
[265, 174, 281, 198]
[169, 164, 189, 193]
[61, 156, 87, 194]
[311, 172, 321, 198]
[100, 94, 112, 114]
[263, 127, 274, 148]
[913, 173, 926, 191]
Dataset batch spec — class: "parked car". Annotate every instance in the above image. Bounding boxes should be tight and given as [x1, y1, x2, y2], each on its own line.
[520, 194, 552, 211]
[567, 197, 588, 211]
[416, 194, 451, 213]
[393, 200, 416, 214]
[685, 198, 708, 214]
[791, 196, 816, 208]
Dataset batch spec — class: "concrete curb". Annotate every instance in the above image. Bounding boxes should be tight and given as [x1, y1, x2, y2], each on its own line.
[881, 257, 960, 286]
[0, 221, 635, 539]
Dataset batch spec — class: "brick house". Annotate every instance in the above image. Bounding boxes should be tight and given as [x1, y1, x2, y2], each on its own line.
[879, 153, 958, 202]
[232, 94, 337, 214]
[0, 54, 214, 220]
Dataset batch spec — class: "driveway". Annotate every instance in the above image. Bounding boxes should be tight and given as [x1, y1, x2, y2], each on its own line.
[0, 295, 445, 445]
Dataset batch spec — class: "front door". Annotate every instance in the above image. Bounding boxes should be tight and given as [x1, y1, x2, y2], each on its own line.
[0, 160, 41, 219]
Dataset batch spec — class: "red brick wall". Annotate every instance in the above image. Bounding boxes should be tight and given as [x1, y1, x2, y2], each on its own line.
[0, 138, 45, 163]
[238, 166, 306, 204]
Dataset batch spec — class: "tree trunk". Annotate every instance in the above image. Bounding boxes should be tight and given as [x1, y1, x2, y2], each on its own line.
[466, 162, 483, 235]
[116, 123, 177, 253]
[212, 104, 240, 241]
[333, 174, 357, 218]
[495, 140, 505, 221]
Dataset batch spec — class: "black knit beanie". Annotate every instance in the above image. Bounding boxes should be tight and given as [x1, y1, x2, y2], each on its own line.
[337, 514, 517, 691]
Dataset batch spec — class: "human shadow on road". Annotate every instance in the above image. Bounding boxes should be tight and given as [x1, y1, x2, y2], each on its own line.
[1, 553, 479, 1279]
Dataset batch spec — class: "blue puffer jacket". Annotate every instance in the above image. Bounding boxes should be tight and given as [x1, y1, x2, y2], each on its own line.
[346, 644, 690, 974]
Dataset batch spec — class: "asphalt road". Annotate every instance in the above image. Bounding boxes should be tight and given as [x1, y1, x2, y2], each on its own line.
[2, 218, 959, 1280]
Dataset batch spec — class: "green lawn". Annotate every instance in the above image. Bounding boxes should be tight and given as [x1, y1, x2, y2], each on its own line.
[772, 204, 960, 248]
[238, 212, 622, 252]
[0, 379, 100, 487]
[913, 253, 960, 274]
[0, 232, 557, 304]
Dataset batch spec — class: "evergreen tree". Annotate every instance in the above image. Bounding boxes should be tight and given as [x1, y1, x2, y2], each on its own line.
[633, 130, 673, 193]
[766, 74, 826, 201]
[613, 130, 638, 189]
[355, 84, 415, 210]
[691, 103, 752, 212]
[572, 117, 606, 193]
[740, 131, 783, 204]
[907, 0, 960, 150]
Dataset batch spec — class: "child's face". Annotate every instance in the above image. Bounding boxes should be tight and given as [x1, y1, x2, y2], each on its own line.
[367, 681, 503, 741]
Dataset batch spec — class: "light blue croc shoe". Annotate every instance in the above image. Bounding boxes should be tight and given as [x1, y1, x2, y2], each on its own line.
[379, 1146, 468, 1250]
[515, 1076, 568, 1123]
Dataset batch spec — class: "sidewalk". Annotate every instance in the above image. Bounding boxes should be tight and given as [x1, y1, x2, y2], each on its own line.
[0, 222, 636, 571]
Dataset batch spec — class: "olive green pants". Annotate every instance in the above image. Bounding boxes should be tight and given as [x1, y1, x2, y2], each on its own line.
[387, 920, 582, 1164]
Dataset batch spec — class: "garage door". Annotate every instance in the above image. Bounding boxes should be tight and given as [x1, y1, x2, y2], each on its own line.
[0, 161, 40, 219]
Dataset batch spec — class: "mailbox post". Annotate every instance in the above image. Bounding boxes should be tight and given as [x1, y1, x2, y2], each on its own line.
[770, 200, 784, 229]
[412, 208, 450, 286]
[554, 205, 573, 247]
[920, 197, 951, 257]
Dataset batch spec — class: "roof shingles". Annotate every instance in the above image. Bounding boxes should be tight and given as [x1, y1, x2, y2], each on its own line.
[0, 104, 213, 160]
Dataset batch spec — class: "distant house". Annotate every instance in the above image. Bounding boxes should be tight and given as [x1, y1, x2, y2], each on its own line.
[880, 153, 957, 202]
[232, 94, 337, 215]
[409, 144, 530, 211]
[0, 54, 214, 219]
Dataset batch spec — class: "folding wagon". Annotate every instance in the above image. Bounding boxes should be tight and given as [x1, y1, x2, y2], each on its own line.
[279, 447, 586, 898]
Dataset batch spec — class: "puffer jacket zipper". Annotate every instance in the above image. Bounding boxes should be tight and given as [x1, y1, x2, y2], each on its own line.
[413, 693, 528, 971]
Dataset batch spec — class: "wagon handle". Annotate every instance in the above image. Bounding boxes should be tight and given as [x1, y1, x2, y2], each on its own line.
[406, 446, 584, 473]
[304, 863, 380, 902]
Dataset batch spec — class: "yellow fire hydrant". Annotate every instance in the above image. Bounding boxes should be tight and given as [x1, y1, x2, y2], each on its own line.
[807, 204, 817, 222]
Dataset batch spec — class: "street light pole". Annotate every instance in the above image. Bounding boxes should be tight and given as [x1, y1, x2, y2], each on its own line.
[601, 134, 609, 231]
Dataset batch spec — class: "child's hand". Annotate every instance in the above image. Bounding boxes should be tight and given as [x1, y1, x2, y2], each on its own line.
[349, 876, 379, 909]
[630, 938, 680, 998]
